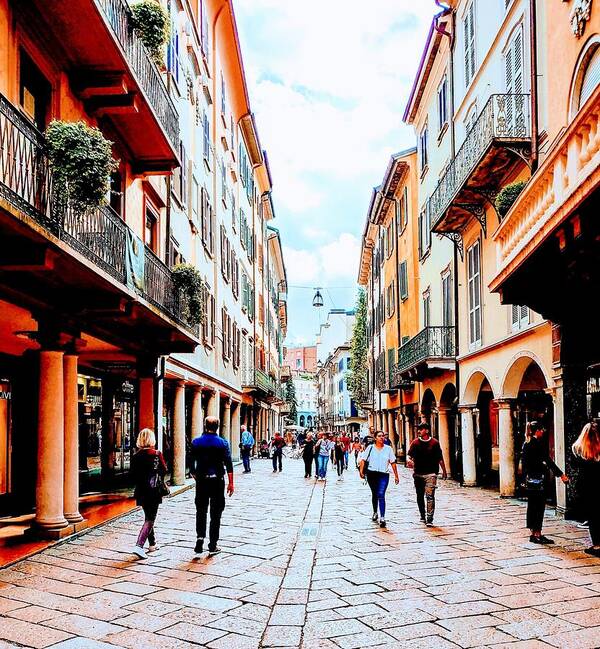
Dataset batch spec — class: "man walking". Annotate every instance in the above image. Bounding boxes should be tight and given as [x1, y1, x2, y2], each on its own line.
[270, 431, 286, 472]
[407, 422, 447, 526]
[240, 425, 254, 473]
[190, 416, 234, 556]
[340, 431, 351, 469]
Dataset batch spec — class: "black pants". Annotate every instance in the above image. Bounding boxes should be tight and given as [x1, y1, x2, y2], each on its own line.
[272, 449, 283, 471]
[303, 456, 313, 477]
[314, 455, 319, 476]
[195, 477, 225, 549]
[526, 489, 546, 532]
[336, 459, 344, 476]
[590, 502, 600, 546]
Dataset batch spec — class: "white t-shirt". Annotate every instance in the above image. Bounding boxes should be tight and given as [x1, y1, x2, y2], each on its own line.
[360, 444, 396, 473]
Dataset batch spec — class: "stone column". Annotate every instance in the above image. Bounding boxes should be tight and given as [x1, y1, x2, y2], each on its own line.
[386, 410, 396, 453]
[190, 386, 203, 440]
[138, 378, 155, 432]
[207, 389, 220, 419]
[221, 398, 231, 445]
[36, 350, 68, 533]
[63, 354, 83, 524]
[496, 399, 516, 497]
[437, 407, 452, 476]
[460, 406, 477, 487]
[172, 381, 186, 486]
[231, 402, 241, 462]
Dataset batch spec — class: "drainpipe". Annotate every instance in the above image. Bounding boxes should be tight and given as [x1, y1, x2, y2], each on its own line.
[529, 0, 539, 173]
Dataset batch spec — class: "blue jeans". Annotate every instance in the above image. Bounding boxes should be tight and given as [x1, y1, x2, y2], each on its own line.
[367, 471, 390, 518]
[241, 447, 251, 472]
[317, 455, 329, 478]
[343, 450, 349, 469]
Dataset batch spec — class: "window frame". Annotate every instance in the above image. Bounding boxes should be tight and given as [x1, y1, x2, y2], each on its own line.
[467, 239, 483, 349]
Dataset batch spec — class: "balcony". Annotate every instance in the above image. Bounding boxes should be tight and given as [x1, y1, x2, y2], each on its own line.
[0, 92, 197, 349]
[28, 0, 179, 171]
[242, 368, 277, 399]
[391, 326, 455, 383]
[429, 94, 531, 234]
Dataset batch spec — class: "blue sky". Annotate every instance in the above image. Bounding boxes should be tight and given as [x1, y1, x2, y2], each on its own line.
[235, 0, 439, 346]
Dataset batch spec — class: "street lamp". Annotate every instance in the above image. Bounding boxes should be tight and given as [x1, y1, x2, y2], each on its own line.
[312, 288, 324, 308]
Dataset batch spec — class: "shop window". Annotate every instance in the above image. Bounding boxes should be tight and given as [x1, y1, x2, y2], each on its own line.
[19, 49, 51, 130]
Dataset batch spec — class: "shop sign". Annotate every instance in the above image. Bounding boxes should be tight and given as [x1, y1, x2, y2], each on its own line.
[0, 390, 11, 400]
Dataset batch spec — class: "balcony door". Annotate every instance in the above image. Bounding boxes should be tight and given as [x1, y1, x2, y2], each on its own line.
[504, 26, 524, 135]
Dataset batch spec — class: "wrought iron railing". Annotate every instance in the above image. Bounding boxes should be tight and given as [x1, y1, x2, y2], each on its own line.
[95, 0, 179, 150]
[392, 326, 455, 378]
[241, 367, 276, 395]
[0, 92, 194, 331]
[428, 94, 530, 228]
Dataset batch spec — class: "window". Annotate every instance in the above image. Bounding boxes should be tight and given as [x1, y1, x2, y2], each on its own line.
[511, 304, 529, 331]
[418, 207, 431, 258]
[200, 0, 209, 60]
[167, 24, 180, 86]
[423, 291, 431, 328]
[505, 26, 524, 133]
[202, 290, 216, 347]
[438, 76, 448, 132]
[144, 202, 158, 253]
[200, 187, 214, 254]
[397, 186, 409, 233]
[19, 50, 51, 130]
[221, 307, 232, 361]
[385, 221, 394, 258]
[232, 322, 241, 369]
[467, 240, 482, 348]
[231, 250, 239, 299]
[464, 2, 476, 87]
[579, 46, 600, 109]
[220, 72, 226, 116]
[109, 168, 124, 217]
[386, 281, 395, 319]
[399, 261, 408, 300]
[442, 271, 453, 327]
[419, 123, 428, 171]
[231, 194, 236, 232]
[220, 225, 231, 282]
[203, 111, 210, 163]
[221, 158, 227, 205]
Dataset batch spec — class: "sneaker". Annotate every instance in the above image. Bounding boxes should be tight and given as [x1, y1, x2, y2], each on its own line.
[194, 538, 204, 554]
[426, 520, 434, 527]
[379, 519, 386, 528]
[208, 546, 222, 556]
[577, 521, 590, 529]
[584, 547, 600, 557]
[420, 517, 426, 523]
[371, 512, 378, 522]
[273, 469, 277, 473]
[147, 544, 160, 553]
[538, 536, 555, 545]
[132, 546, 147, 559]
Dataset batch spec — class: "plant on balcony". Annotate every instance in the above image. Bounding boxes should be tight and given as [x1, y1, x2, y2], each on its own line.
[495, 180, 527, 218]
[347, 288, 368, 404]
[45, 120, 117, 215]
[172, 263, 205, 327]
[130, 0, 170, 67]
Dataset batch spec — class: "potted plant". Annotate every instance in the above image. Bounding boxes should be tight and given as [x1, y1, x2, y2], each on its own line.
[172, 263, 205, 327]
[130, 0, 170, 68]
[45, 120, 117, 215]
[495, 180, 527, 218]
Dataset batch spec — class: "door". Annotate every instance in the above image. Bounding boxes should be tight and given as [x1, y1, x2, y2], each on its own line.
[504, 26, 524, 135]
[0, 379, 11, 499]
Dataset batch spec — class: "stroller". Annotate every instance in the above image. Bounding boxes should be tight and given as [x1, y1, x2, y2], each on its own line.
[259, 439, 270, 458]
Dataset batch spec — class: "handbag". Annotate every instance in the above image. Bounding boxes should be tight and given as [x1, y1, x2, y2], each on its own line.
[148, 454, 170, 497]
[362, 445, 374, 473]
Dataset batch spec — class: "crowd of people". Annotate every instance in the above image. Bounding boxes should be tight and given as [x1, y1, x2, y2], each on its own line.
[129, 418, 600, 561]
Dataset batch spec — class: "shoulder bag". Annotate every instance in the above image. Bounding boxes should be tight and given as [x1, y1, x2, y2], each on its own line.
[362, 445, 374, 473]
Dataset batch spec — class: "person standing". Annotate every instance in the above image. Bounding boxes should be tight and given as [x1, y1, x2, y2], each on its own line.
[315, 432, 334, 480]
[240, 425, 255, 473]
[270, 431, 286, 472]
[521, 421, 568, 545]
[359, 431, 399, 528]
[334, 435, 346, 481]
[302, 433, 315, 478]
[190, 416, 234, 556]
[572, 422, 600, 556]
[407, 423, 447, 527]
[131, 429, 168, 559]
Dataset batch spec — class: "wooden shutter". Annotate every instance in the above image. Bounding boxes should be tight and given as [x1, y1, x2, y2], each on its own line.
[465, 2, 475, 86]
[580, 47, 600, 109]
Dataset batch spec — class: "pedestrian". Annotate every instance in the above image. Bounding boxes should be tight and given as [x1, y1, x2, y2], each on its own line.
[571, 422, 600, 556]
[315, 432, 334, 480]
[407, 423, 447, 527]
[334, 435, 346, 481]
[190, 416, 234, 556]
[359, 431, 399, 528]
[521, 420, 568, 545]
[340, 431, 351, 469]
[384, 432, 392, 447]
[131, 428, 168, 559]
[270, 431, 286, 472]
[302, 433, 315, 478]
[314, 431, 323, 477]
[240, 425, 254, 473]
[352, 437, 362, 468]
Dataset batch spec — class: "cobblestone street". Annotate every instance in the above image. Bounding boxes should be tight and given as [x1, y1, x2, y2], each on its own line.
[1, 457, 599, 649]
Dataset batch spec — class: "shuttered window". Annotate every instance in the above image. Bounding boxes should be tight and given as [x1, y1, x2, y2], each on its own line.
[505, 26, 524, 132]
[580, 46, 600, 109]
[464, 2, 476, 87]
[442, 272, 453, 328]
[399, 261, 408, 300]
[467, 241, 482, 348]
[511, 304, 529, 331]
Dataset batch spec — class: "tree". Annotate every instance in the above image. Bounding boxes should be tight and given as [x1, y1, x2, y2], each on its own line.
[285, 380, 298, 424]
[347, 288, 368, 404]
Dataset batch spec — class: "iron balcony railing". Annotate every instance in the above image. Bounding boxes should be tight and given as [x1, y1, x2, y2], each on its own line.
[241, 367, 276, 395]
[428, 94, 531, 229]
[0, 92, 194, 332]
[96, 0, 179, 150]
[393, 326, 456, 378]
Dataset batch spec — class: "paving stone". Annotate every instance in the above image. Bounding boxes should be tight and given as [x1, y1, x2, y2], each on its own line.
[334, 629, 397, 648]
[269, 603, 306, 625]
[6, 604, 66, 623]
[544, 627, 600, 648]
[207, 633, 260, 649]
[158, 621, 228, 644]
[42, 613, 122, 639]
[113, 612, 178, 632]
[262, 625, 303, 647]
[0, 617, 72, 648]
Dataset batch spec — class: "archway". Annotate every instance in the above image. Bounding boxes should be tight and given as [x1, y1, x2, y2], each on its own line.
[299, 415, 305, 427]
[421, 389, 437, 437]
[307, 415, 313, 427]
[440, 383, 459, 479]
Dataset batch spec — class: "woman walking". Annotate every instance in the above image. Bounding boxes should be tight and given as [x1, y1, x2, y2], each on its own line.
[521, 421, 568, 545]
[352, 437, 362, 468]
[315, 432, 334, 481]
[359, 431, 399, 528]
[131, 428, 168, 559]
[572, 422, 600, 556]
[302, 433, 315, 478]
[334, 435, 346, 481]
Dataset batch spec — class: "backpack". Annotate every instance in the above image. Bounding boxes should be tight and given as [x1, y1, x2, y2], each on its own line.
[148, 453, 170, 497]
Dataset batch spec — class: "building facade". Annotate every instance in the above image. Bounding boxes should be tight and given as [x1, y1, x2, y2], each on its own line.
[0, 0, 288, 534]
[283, 345, 317, 376]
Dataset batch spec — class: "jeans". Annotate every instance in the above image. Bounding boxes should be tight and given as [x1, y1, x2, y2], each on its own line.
[343, 450, 349, 469]
[241, 446, 252, 472]
[195, 477, 226, 549]
[272, 449, 283, 471]
[303, 456, 313, 477]
[366, 471, 390, 518]
[414, 474, 438, 521]
[317, 455, 329, 478]
[336, 459, 344, 477]
[526, 489, 546, 532]
[136, 500, 159, 547]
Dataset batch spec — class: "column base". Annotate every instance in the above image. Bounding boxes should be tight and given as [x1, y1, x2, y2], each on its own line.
[26, 522, 76, 540]
[462, 481, 477, 487]
[65, 512, 85, 524]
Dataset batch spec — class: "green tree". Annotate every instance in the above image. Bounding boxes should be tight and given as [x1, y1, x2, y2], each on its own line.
[347, 288, 368, 403]
[285, 380, 298, 424]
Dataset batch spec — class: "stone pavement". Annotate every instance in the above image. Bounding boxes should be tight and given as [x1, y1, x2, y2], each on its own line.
[0, 455, 599, 649]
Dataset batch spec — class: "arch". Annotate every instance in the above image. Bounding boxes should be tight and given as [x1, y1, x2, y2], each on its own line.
[307, 415, 313, 426]
[500, 352, 551, 399]
[462, 368, 496, 404]
[299, 415, 305, 427]
[569, 34, 600, 119]
[421, 388, 437, 412]
[439, 382, 457, 409]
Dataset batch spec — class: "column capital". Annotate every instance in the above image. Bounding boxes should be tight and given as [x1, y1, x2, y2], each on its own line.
[494, 398, 515, 410]
[173, 379, 185, 388]
[458, 404, 476, 413]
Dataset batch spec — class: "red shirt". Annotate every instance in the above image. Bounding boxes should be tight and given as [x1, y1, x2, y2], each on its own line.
[340, 435, 351, 451]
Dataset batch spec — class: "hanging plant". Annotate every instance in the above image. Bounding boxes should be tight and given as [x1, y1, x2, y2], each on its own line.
[130, 0, 170, 68]
[495, 180, 527, 218]
[172, 263, 205, 327]
[45, 120, 117, 215]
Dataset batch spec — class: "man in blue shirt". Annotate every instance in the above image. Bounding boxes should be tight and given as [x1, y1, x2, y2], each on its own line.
[190, 416, 234, 555]
[240, 425, 255, 473]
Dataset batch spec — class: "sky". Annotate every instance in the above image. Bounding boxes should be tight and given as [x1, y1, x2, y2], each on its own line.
[235, 0, 439, 347]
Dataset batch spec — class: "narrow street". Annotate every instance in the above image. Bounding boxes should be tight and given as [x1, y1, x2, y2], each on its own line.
[0, 457, 599, 649]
